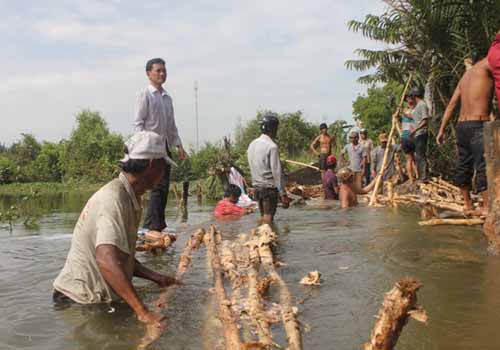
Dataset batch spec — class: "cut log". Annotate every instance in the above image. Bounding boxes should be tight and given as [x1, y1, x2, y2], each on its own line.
[484, 120, 500, 254]
[418, 218, 484, 226]
[364, 277, 426, 350]
[205, 226, 242, 350]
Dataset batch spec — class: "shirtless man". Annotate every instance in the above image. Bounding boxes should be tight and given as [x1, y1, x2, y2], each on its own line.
[436, 57, 494, 215]
[310, 123, 335, 173]
[337, 167, 375, 209]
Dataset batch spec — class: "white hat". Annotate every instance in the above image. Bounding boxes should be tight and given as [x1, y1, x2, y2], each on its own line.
[120, 131, 177, 167]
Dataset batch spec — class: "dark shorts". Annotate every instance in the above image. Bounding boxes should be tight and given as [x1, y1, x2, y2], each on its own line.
[401, 137, 415, 154]
[254, 187, 279, 216]
[454, 121, 487, 192]
[319, 153, 329, 170]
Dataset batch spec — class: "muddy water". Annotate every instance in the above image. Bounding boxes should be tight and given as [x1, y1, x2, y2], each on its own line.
[1, 193, 500, 350]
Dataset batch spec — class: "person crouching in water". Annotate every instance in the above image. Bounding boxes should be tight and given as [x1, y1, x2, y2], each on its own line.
[322, 155, 339, 200]
[247, 113, 290, 224]
[338, 167, 376, 208]
[214, 184, 252, 217]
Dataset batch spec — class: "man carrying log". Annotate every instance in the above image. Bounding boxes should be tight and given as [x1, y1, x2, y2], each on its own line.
[310, 123, 335, 173]
[247, 113, 290, 224]
[436, 56, 494, 216]
[53, 132, 179, 327]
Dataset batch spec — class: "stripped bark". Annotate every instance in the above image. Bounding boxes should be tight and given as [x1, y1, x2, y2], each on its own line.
[205, 225, 243, 350]
[418, 218, 484, 226]
[364, 278, 426, 350]
[484, 121, 500, 254]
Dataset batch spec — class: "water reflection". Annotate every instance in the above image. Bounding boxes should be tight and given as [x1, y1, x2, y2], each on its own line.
[0, 193, 499, 350]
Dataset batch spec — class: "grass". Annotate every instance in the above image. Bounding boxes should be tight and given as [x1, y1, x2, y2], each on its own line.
[0, 182, 103, 196]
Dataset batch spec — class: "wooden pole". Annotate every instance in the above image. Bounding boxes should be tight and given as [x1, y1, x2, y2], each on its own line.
[285, 159, 320, 171]
[418, 218, 484, 226]
[369, 75, 413, 206]
[484, 121, 500, 254]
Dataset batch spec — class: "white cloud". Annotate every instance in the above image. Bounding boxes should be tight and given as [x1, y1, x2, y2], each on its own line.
[0, 0, 385, 146]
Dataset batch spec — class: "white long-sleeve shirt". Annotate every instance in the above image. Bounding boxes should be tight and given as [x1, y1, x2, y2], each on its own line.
[133, 85, 182, 148]
[247, 134, 284, 194]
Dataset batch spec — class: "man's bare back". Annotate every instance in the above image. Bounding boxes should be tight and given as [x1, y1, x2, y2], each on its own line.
[456, 58, 494, 121]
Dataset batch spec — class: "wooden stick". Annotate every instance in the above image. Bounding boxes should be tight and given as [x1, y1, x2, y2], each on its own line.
[205, 226, 242, 350]
[285, 159, 320, 171]
[369, 74, 413, 206]
[418, 218, 484, 226]
[257, 225, 302, 350]
[364, 277, 426, 350]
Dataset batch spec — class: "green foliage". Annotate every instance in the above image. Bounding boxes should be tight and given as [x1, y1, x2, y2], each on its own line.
[0, 155, 16, 184]
[352, 82, 403, 137]
[63, 109, 124, 183]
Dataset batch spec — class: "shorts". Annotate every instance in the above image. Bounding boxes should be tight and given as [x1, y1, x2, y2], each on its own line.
[254, 187, 279, 216]
[319, 153, 328, 170]
[454, 121, 487, 192]
[401, 137, 416, 154]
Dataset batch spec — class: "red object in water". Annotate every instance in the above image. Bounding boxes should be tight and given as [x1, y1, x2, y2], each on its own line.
[214, 198, 245, 216]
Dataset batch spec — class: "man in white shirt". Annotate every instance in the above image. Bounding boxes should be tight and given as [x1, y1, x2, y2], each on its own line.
[133, 58, 187, 234]
[53, 131, 179, 327]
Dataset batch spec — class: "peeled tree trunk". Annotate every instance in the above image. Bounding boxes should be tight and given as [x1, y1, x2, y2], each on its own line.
[484, 121, 500, 254]
[364, 278, 426, 350]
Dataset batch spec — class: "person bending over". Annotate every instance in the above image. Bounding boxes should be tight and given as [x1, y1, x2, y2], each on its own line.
[214, 184, 251, 217]
[53, 132, 179, 327]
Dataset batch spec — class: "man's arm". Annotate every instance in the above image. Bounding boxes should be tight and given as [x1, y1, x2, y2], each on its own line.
[309, 136, 320, 155]
[134, 259, 179, 287]
[133, 91, 148, 132]
[165, 98, 187, 160]
[411, 103, 431, 135]
[96, 244, 163, 325]
[437, 85, 461, 144]
[269, 146, 289, 207]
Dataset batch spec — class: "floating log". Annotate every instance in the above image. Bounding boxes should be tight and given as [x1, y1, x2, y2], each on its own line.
[418, 218, 484, 226]
[257, 225, 303, 350]
[364, 277, 426, 350]
[484, 120, 500, 254]
[205, 226, 243, 350]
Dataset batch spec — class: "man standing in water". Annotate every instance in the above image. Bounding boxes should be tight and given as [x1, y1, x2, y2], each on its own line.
[133, 58, 187, 235]
[247, 114, 290, 224]
[53, 132, 179, 326]
[437, 57, 494, 215]
[310, 123, 335, 173]
[340, 131, 366, 193]
[407, 87, 430, 181]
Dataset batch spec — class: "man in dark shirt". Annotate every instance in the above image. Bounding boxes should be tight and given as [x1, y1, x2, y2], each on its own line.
[322, 155, 339, 200]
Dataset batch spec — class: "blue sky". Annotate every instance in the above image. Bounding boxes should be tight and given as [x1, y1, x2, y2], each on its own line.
[1, 0, 385, 148]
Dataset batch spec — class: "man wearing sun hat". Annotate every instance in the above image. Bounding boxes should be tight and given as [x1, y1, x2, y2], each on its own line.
[53, 131, 179, 327]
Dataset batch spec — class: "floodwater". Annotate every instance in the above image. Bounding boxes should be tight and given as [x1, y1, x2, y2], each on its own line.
[1, 192, 500, 350]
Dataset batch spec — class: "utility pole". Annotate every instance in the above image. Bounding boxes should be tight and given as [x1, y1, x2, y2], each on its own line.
[194, 81, 199, 153]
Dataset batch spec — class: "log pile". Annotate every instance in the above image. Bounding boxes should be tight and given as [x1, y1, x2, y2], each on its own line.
[205, 224, 303, 350]
[136, 231, 177, 253]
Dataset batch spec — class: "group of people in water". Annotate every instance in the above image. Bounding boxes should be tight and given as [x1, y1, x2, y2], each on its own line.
[49, 29, 500, 331]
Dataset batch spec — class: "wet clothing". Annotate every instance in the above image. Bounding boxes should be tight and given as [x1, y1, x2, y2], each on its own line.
[254, 187, 279, 216]
[319, 153, 329, 171]
[143, 144, 172, 231]
[247, 134, 284, 194]
[322, 169, 339, 200]
[214, 198, 245, 216]
[488, 33, 500, 99]
[454, 121, 487, 192]
[53, 173, 142, 304]
[341, 143, 366, 172]
[412, 100, 430, 137]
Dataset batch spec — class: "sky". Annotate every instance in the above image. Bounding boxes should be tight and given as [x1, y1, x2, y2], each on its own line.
[1, 0, 386, 148]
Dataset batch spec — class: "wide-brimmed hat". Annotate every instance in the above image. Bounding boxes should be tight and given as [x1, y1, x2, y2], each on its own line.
[121, 131, 177, 167]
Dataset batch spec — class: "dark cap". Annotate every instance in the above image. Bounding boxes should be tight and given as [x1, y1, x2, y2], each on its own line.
[408, 86, 424, 98]
[319, 123, 328, 130]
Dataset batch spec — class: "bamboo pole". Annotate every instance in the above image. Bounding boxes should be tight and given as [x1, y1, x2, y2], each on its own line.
[364, 277, 426, 350]
[285, 159, 320, 171]
[369, 75, 413, 206]
[205, 226, 242, 350]
[418, 218, 484, 226]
